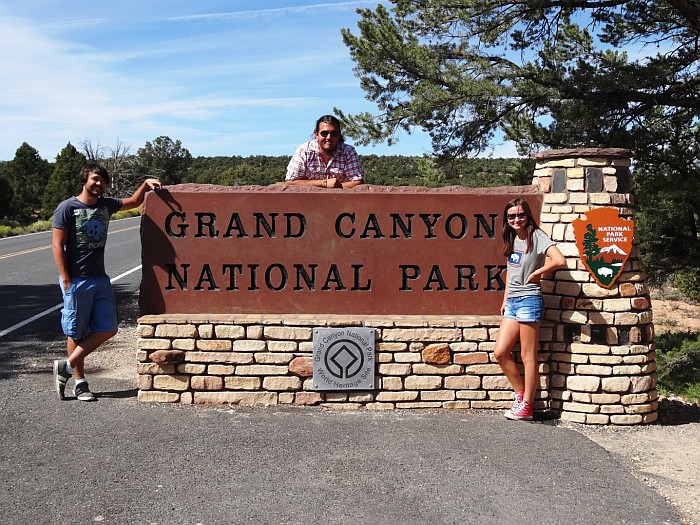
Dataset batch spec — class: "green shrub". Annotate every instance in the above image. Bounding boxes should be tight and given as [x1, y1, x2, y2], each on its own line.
[26, 220, 52, 233]
[672, 268, 700, 302]
[0, 225, 12, 237]
[655, 331, 700, 402]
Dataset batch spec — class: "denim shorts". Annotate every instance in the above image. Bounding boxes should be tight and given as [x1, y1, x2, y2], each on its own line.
[503, 295, 544, 323]
[60, 276, 118, 340]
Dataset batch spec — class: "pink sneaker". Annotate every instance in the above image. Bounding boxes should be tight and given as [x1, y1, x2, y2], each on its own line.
[505, 400, 533, 421]
[510, 391, 524, 413]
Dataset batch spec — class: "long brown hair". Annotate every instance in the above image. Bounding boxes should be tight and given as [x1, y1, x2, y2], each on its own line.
[501, 198, 538, 256]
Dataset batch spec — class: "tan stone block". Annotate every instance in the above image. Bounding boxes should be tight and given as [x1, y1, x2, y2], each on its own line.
[589, 393, 620, 404]
[464, 364, 504, 375]
[630, 375, 655, 392]
[600, 404, 625, 414]
[624, 402, 655, 414]
[137, 324, 155, 337]
[191, 376, 223, 391]
[566, 376, 601, 392]
[137, 338, 172, 351]
[382, 377, 403, 390]
[155, 324, 197, 338]
[586, 414, 611, 425]
[263, 376, 302, 391]
[561, 311, 588, 324]
[404, 376, 442, 390]
[208, 364, 235, 375]
[602, 298, 632, 312]
[462, 328, 489, 341]
[588, 312, 615, 324]
[348, 392, 374, 403]
[255, 352, 293, 364]
[576, 365, 612, 376]
[232, 340, 267, 351]
[194, 391, 278, 405]
[567, 179, 585, 191]
[138, 390, 180, 403]
[421, 390, 455, 401]
[172, 339, 196, 351]
[263, 326, 312, 340]
[278, 393, 294, 404]
[224, 377, 261, 390]
[177, 363, 206, 374]
[395, 352, 422, 363]
[395, 402, 443, 409]
[449, 342, 479, 352]
[589, 355, 623, 365]
[544, 193, 570, 203]
[571, 392, 592, 403]
[376, 353, 392, 363]
[186, 351, 253, 364]
[153, 375, 190, 391]
[214, 325, 246, 339]
[610, 414, 643, 425]
[590, 194, 611, 204]
[562, 401, 599, 413]
[471, 400, 511, 409]
[613, 365, 642, 375]
[455, 390, 487, 400]
[570, 343, 611, 355]
[246, 325, 264, 339]
[602, 376, 631, 393]
[442, 401, 472, 409]
[236, 365, 289, 376]
[412, 364, 461, 375]
[365, 402, 396, 410]
[445, 376, 482, 390]
[137, 374, 153, 390]
[377, 342, 408, 352]
[378, 364, 411, 376]
[196, 339, 233, 351]
[268, 341, 297, 352]
[559, 411, 587, 423]
[197, 324, 214, 338]
[382, 328, 462, 342]
[376, 391, 419, 402]
[295, 392, 322, 405]
[137, 363, 176, 375]
[320, 403, 363, 410]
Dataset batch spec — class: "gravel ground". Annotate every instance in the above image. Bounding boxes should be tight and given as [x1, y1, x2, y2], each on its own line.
[91, 296, 700, 525]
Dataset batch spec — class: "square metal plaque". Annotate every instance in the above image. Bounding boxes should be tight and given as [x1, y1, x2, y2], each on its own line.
[313, 328, 375, 391]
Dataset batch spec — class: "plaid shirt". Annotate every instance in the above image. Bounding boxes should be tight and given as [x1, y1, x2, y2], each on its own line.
[285, 141, 364, 183]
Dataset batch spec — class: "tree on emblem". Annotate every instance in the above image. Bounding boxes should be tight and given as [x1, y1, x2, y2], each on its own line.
[583, 224, 601, 262]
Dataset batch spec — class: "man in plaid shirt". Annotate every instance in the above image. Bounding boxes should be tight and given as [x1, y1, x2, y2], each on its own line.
[285, 115, 365, 189]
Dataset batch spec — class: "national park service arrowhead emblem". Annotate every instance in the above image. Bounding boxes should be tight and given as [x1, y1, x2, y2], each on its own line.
[572, 207, 634, 289]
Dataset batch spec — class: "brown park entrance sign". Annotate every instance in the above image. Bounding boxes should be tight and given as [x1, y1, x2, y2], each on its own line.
[139, 184, 543, 316]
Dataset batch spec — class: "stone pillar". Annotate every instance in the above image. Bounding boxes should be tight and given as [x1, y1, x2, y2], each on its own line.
[533, 148, 657, 425]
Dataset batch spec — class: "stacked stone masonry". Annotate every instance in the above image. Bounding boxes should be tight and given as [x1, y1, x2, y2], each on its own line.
[136, 148, 657, 426]
[531, 148, 657, 425]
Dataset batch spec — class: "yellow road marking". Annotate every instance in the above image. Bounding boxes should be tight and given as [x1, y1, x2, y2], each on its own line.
[0, 225, 139, 260]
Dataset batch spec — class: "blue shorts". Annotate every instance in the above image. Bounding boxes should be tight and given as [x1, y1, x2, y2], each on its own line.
[60, 276, 118, 340]
[503, 295, 544, 323]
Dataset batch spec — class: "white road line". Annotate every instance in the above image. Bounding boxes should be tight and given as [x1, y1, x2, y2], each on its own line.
[0, 265, 142, 339]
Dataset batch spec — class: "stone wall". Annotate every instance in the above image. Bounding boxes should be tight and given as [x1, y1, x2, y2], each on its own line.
[532, 148, 657, 425]
[136, 148, 657, 425]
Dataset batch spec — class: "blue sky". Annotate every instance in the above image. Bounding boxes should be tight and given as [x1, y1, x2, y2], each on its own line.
[0, 1, 518, 162]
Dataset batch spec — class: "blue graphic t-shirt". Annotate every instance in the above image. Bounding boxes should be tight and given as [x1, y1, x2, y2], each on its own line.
[506, 228, 555, 298]
[52, 196, 123, 277]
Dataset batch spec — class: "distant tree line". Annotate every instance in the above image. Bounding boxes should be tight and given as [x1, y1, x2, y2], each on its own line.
[0, 136, 533, 226]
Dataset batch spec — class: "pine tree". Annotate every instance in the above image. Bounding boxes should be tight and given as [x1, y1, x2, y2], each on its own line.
[42, 143, 86, 219]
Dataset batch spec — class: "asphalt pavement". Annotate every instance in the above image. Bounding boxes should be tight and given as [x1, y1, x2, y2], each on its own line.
[0, 367, 683, 525]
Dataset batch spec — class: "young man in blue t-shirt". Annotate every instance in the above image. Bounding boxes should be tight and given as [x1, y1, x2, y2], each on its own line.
[52, 162, 160, 401]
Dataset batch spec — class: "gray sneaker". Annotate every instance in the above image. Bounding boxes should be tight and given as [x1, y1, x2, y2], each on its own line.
[74, 381, 96, 402]
[53, 359, 72, 400]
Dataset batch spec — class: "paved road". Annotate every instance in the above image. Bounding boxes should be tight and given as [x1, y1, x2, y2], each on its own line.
[0, 225, 683, 525]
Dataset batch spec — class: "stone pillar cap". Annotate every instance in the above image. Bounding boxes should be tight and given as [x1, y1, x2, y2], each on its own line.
[532, 148, 634, 161]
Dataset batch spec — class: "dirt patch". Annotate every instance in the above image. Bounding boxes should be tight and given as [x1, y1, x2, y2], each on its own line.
[95, 293, 700, 525]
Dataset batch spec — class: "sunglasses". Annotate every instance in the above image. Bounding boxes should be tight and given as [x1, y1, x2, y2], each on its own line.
[507, 212, 528, 221]
[318, 130, 340, 138]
